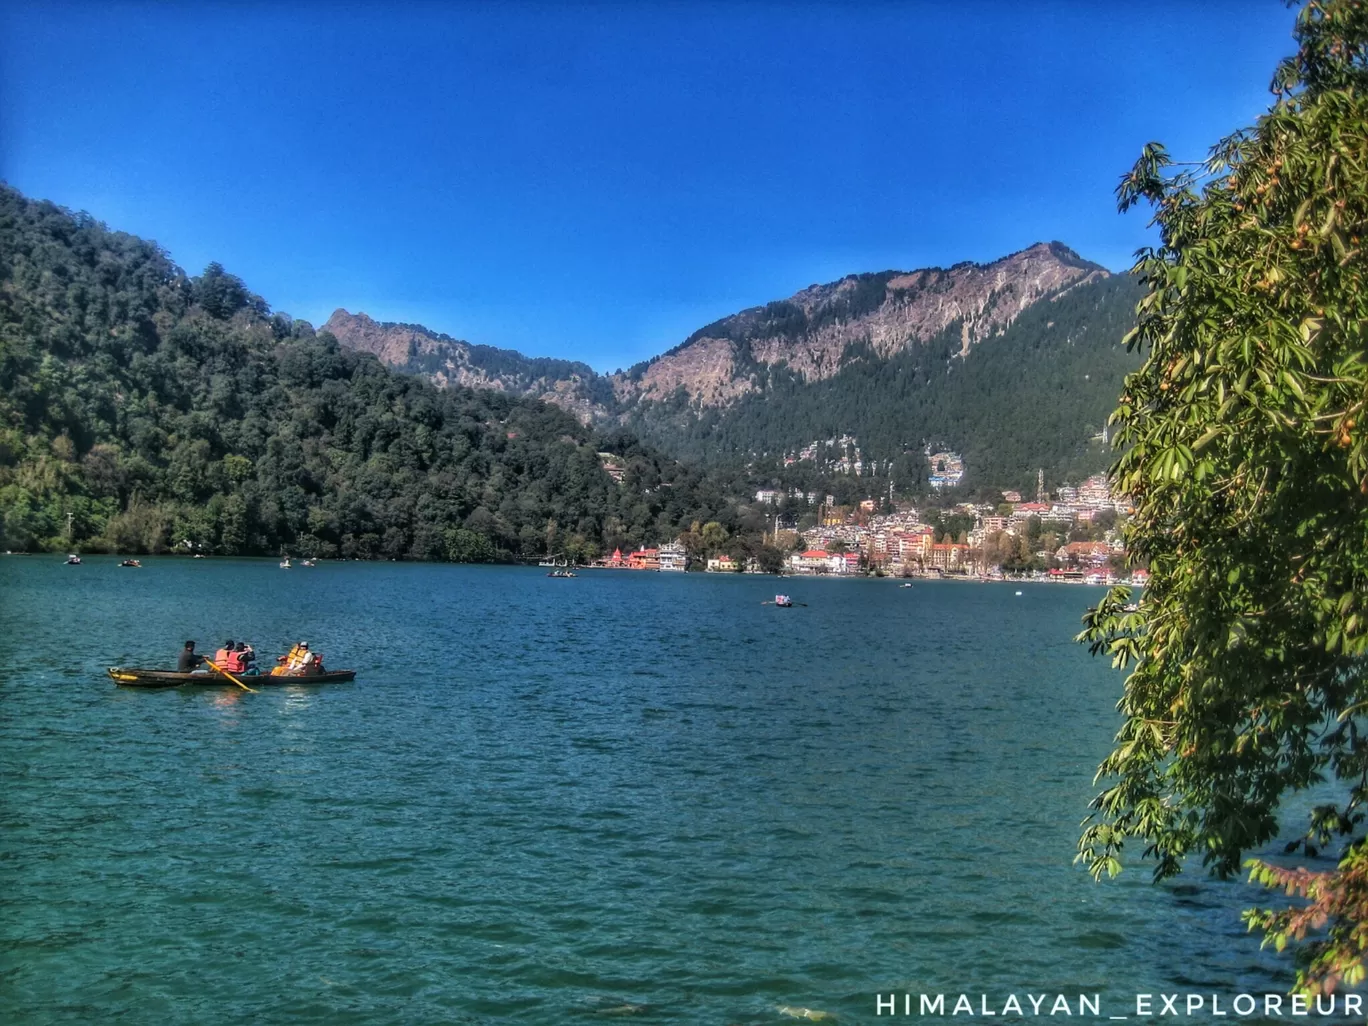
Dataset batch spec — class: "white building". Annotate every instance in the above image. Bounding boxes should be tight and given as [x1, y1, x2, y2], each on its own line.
[658, 540, 688, 572]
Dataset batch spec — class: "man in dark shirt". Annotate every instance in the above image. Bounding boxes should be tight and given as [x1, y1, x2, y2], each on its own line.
[177, 641, 204, 672]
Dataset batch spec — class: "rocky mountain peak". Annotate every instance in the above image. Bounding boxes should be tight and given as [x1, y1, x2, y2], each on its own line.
[613, 241, 1109, 408]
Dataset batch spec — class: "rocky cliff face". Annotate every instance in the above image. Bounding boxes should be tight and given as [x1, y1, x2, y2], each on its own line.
[324, 241, 1109, 424]
[321, 310, 608, 423]
[612, 242, 1108, 408]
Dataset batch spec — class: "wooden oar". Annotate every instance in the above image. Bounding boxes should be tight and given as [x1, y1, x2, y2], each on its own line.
[208, 659, 258, 693]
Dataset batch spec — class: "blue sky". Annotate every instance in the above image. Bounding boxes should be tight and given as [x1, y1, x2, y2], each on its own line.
[2, 2, 1294, 372]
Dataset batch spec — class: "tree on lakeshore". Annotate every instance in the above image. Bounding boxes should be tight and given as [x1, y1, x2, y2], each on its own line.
[1078, 0, 1368, 994]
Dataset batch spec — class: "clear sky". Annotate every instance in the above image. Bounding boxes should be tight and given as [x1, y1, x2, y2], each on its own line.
[2, 2, 1295, 372]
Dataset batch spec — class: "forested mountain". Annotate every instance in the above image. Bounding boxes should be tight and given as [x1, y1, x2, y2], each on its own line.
[322, 309, 613, 424]
[0, 180, 1142, 562]
[624, 273, 1142, 492]
[0, 186, 749, 558]
[324, 243, 1139, 489]
[613, 243, 1140, 488]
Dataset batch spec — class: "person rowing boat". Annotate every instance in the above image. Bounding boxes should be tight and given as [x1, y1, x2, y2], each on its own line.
[177, 640, 205, 672]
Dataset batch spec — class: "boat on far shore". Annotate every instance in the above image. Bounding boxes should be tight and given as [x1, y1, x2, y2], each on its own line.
[65, 554, 81, 565]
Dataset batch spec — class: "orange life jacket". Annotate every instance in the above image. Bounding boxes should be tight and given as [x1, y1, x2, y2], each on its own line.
[214, 648, 231, 669]
[224, 650, 246, 673]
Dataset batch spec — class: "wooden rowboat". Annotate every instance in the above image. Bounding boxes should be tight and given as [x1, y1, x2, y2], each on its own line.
[108, 667, 357, 688]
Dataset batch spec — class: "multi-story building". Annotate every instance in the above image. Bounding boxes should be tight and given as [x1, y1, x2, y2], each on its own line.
[927, 451, 965, 490]
[658, 541, 688, 572]
[627, 547, 660, 570]
[929, 542, 971, 570]
[1077, 474, 1112, 506]
[790, 549, 831, 574]
[898, 528, 936, 565]
[1057, 541, 1112, 566]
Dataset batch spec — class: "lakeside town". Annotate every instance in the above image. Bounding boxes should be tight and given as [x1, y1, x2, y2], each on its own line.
[582, 469, 1143, 585]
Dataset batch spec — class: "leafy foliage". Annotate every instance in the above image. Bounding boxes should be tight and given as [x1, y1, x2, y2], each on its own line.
[0, 186, 749, 559]
[1076, 0, 1368, 993]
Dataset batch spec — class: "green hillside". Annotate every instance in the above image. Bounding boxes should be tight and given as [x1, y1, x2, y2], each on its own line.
[624, 273, 1140, 492]
[0, 187, 743, 558]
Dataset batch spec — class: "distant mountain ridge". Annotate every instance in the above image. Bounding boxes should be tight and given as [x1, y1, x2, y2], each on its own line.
[321, 310, 612, 423]
[615, 241, 1108, 409]
[327, 241, 1109, 412]
[324, 241, 1138, 487]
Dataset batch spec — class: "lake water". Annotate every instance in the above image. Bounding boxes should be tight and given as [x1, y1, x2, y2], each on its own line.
[0, 558, 1301, 1024]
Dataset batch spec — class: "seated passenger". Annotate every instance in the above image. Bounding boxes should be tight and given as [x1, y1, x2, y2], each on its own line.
[294, 643, 319, 675]
[236, 642, 259, 676]
[213, 639, 234, 671]
[223, 645, 246, 674]
[276, 642, 311, 675]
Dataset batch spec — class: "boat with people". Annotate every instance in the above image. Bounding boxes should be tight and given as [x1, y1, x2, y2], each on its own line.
[109, 638, 351, 689]
[119, 559, 142, 568]
[65, 554, 81, 565]
[108, 667, 357, 688]
[771, 594, 793, 607]
[546, 569, 577, 578]
[279, 557, 291, 569]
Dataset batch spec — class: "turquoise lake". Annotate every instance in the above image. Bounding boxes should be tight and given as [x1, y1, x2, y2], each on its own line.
[0, 558, 1303, 1023]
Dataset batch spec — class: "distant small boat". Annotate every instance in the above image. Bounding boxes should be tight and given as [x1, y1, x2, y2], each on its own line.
[774, 594, 793, 607]
[900, 582, 913, 589]
[301, 559, 316, 567]
[547, 569, 576, 578]
[65, 554, 81, 565]
[192, 553, 206, 559]
[279, 558, 292, 569]
[1122, 603, 1140, 613]
[119, 559, 142, 568]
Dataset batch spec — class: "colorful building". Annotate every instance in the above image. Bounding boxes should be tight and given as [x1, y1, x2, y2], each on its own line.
[627, 548, 660, 570]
